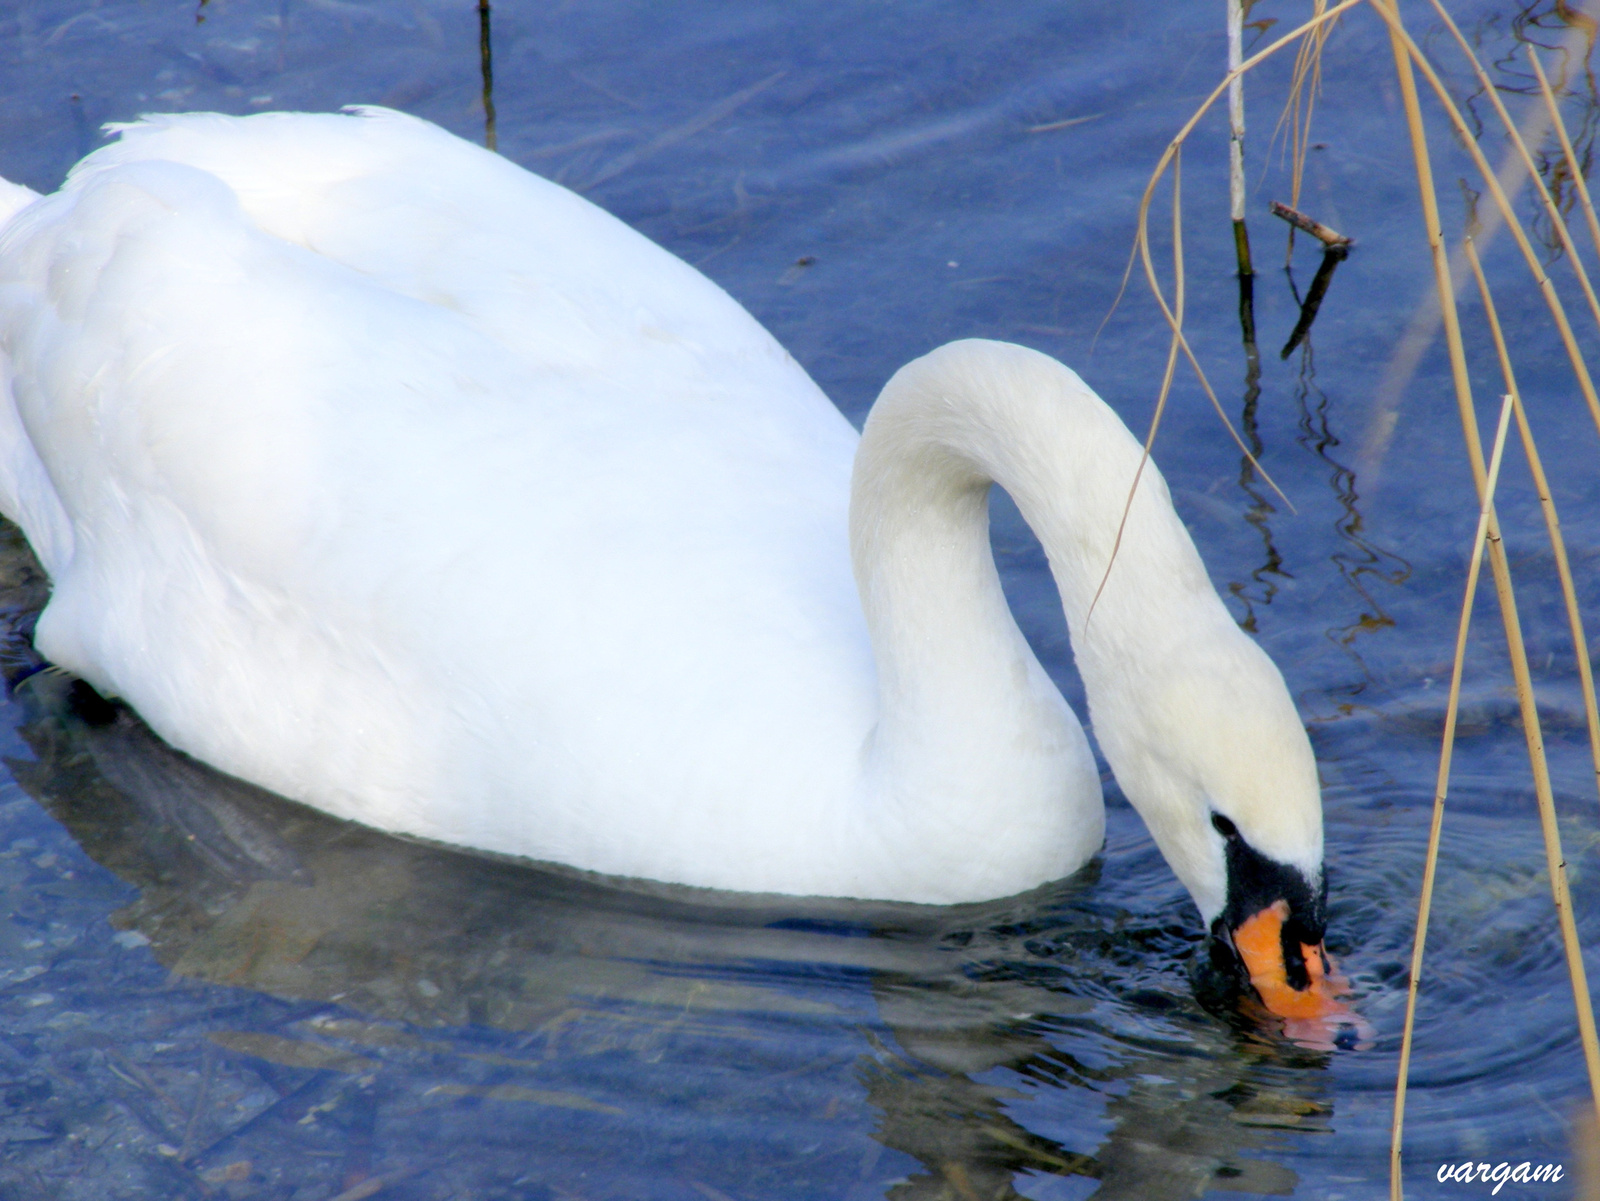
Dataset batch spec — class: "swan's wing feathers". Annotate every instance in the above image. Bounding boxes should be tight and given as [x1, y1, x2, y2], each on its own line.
[0, 113, 878, 875]
[0, 152, 569, 771]
[5, 155, 533, 587]
[71, 109, 811, 404]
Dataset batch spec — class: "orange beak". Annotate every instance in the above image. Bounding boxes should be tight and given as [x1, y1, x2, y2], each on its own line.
[1232, 899, 1372, 1050]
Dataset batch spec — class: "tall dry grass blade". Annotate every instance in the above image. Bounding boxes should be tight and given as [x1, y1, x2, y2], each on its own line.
[1277, 0, 1333, 262]
[1090, 238, 1143, 357]
[1372, 0, 1600, 1182]
[1529, 45, 1600, 269]
[1359, 0, 1600, 478]
[1368, 0, 1475, 468]
[1096, 5, 1365, 623]
[1426, 0, 1600, 338]
[1367, 0, 1600, 441]
[1465, 233, 1600, 812]
[1131, 1, 1373, 509]
[1388, 392, 1515, 1201]
[1087, 151, 1187, 631]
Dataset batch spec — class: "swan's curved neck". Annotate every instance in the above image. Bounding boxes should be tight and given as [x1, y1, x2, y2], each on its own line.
[851, 336, 1217, 755]
[850, 340, 1305, 911]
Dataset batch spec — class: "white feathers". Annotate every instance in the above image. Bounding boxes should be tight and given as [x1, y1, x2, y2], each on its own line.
[0, 108, 1322, 910]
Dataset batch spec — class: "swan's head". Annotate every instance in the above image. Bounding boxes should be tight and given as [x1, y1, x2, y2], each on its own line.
[1084, 607, 1359, 1043]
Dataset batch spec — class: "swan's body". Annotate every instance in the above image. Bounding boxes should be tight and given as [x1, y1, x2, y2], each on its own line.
[0, 109, 1324, 933]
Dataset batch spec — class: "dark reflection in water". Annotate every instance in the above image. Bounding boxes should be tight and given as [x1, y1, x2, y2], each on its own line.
[1474, 0, 1600, 256]
[1279, 249, 1347, 362]
[1223, 241, 1410, 696]
[1292, 351, 1413, 700]
[1228, 334, 1287, 638]
[5, 653, 1339, 1201]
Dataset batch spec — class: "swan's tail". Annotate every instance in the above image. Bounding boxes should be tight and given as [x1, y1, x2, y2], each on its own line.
[0, 177, 42, 230]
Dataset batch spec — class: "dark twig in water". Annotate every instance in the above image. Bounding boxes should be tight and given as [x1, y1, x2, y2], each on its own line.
[1269, 200, 1351, 248]
[1280, 246, 1347, 358]
[478, 0, 497, 153]
[1237, 269, 1259, 361]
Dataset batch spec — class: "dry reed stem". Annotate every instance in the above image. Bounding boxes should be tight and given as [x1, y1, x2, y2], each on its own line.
[1529, 45, 1600, 269]
[1277, 0, 1333, 261]
[1465, 233, 1600, 816]
[1388, 391, 1517, 1201]
[1100, 0, 1359, 350]
[1368, 1, 1600, 441]
[1222, 0, 1248, 227]
[1358, 0, 1600, 477]
[1103, 11, 1378, 620]
[1098, 2, 1365, 624]
[1426, 0, 1600, 341]
[1369, 3, 1600, 1183]
[1086, 153, 1187, 631]
[1577, 1108, 1600, 1200]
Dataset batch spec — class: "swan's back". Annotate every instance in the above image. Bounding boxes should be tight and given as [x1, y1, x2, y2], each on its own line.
[75, 109, 792, 386]
[0, 109, 878, 889]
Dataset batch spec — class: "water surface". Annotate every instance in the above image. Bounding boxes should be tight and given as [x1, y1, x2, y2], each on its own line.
[0, 1, 1597, 1198]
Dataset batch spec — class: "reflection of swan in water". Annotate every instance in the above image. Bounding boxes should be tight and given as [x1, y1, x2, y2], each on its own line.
[6, 661, 1330, 1199]
[0, 111, 1349, 1024]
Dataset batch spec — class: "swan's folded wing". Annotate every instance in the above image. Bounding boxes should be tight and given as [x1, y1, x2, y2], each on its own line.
[0, 147, 877, 871]
[67, 108, 843, 434]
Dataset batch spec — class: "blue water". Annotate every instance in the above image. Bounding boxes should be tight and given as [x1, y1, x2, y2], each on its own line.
[0, 1, 1598, 1198]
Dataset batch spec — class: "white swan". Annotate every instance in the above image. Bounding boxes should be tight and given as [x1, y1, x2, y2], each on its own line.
[0, 108, 1349, 1023]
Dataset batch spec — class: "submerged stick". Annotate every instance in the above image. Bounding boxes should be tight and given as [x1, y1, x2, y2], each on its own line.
[1270, 200, 1352, 247]
[1390, 392, 1516, 1201]
[1238, 270, 1260, 365]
